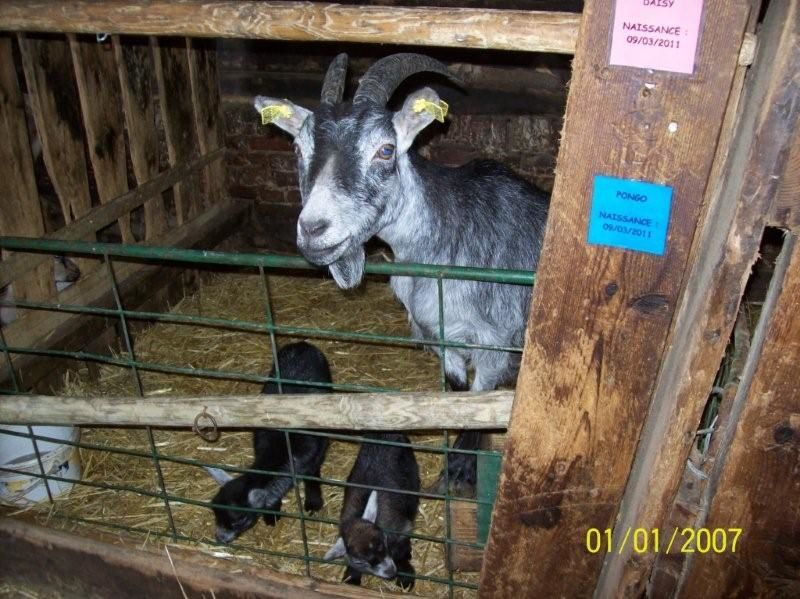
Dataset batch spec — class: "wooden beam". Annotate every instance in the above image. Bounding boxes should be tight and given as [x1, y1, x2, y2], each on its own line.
[0, 390, 513, 430]
[69, 33, 134, 243]
[0, 1, 581, 54]
[0, 35, 54, 302]
[0, 149, 224, 291]
[153, 37, 202, 224]
[0, 197, 245, 389]
[595, 1, 799, 596]
[0, 518, 392, 599]
[113, 35, 167, 240]
[187, 37, 225, 206]
[478, 1, 751, 596]
[679, 235, 800, 596]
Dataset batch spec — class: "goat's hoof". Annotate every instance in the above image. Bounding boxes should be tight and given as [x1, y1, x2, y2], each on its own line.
[395, 570, 415, 591]
[304, 496, 324, 513]
[342, 570, 362, 586]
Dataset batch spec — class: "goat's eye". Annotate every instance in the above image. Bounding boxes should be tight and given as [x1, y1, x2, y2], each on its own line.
[375, 144, 395, 161]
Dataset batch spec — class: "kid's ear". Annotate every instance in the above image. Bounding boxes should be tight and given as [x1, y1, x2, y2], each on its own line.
[392, 87, 447, 154]
[324, 537, 347, 561]
[204, 466, 234, 486]
[362, 490, 379, 524]
[247, 488, 267, 507]
[253, 96, 311, 137]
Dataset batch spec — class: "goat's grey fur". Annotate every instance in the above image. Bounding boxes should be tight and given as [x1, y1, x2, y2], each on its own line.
[254, 53, 549, 491]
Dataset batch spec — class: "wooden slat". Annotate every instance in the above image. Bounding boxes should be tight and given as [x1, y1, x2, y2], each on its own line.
[0, 390, 513, 430]
[596, 2, 799, 596]
[153, 37, 202, 225]
[0, 518, 392, 599]
[769, 124, 800, 231]
[0, 149, 224, 291]
[478, 1, 751, 596]
[0, 35, 53, 302]
[69, 33, 134, 243]
[0, 197, 245, 389]
[17, 34, 92, 226]
[679, 236, 800, 596]
[187, 37, 225, 206]
[0, 1, 581, 55]
[113, 35, 167, 240]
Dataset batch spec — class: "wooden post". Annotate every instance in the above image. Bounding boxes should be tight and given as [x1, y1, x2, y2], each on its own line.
[187, 37, 225, 206]
[679, 234, 800, 596]
[479, 1, 751, 596]
[153, 37, 203, 224]
[0, 36, 54, 302]
[113, 35, 167, 241]
[596, 1, 799, 595]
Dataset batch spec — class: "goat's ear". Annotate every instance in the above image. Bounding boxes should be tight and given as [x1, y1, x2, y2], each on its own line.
[324, 537, 347, 561]
[254, 96, 311, 137]
[392, 87, 444, 155]
[362, 490, 379, 524]
[247, 488, 267, 507]
[204, 466, 234, 486]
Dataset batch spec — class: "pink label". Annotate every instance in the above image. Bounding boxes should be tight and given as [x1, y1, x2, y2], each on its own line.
[609, 0, 704, 74]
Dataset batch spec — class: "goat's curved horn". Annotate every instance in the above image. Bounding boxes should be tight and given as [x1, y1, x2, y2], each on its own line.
[320, 53, 349, 104]
[353, 53, 460, 106]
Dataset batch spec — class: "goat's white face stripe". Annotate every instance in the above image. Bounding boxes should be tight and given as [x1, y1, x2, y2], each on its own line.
[299, 157, 348, 245]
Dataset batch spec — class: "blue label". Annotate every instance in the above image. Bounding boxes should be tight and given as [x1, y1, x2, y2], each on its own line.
[587, 175, 673, 256]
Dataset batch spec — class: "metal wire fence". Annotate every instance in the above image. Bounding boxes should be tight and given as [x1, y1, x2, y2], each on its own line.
[0, 236, 534, 596]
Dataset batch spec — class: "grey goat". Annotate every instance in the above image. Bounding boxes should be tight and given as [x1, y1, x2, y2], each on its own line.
[254, 53, 549, 494]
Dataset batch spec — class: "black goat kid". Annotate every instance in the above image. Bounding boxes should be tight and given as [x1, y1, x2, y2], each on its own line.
[205, 342, 330, 543]
[324, 433, 420, 590]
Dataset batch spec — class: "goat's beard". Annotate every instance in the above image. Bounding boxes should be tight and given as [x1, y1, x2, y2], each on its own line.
[328, 245, 365, 289]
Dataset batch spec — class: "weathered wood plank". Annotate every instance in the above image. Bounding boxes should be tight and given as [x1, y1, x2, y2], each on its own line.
[17, 34, 92, 227]
[769, 124, 800, 232]
[679, 235, 800, 597]
[69, 33, 134, 243]
[187, 37, 225, 206]
[113, 35, 167, 240]
[478, 1, 751, 596]
[596, 2, 799, 596]
[0, 390, 513, 430]
[0, 149, 224, 291]
[0, 518, 392, 599]
[0, 197, 245, 390]
[153, 37, 202, 224]
[0, 1, 581, 55]
[0, 35, 53, 302]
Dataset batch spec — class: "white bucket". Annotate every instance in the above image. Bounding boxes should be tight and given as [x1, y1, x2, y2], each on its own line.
[0, 425, 81, 507]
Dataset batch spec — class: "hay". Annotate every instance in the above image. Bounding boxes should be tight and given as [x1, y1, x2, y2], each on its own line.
[19, 270, 480, 597]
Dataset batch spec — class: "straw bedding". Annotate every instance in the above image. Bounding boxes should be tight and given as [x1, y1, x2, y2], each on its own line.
[14, 269, 481, 597]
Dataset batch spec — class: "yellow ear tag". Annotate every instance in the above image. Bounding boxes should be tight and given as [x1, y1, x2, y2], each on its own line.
[412, 98, 449, 123]
[260, 104, 293, 125]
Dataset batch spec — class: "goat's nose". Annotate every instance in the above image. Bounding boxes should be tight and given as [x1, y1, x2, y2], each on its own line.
[299, 217, 331, 238]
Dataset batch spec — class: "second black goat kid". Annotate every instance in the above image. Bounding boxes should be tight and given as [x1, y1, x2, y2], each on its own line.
[205, 342, 330, 543]
[324, 433, 420, 590]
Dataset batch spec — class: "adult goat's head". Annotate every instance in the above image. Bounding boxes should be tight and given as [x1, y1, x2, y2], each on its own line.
[254, 53, 459, 289]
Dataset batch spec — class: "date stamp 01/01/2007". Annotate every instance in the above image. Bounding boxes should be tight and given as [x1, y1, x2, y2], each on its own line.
[585, 527, 743, 555]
